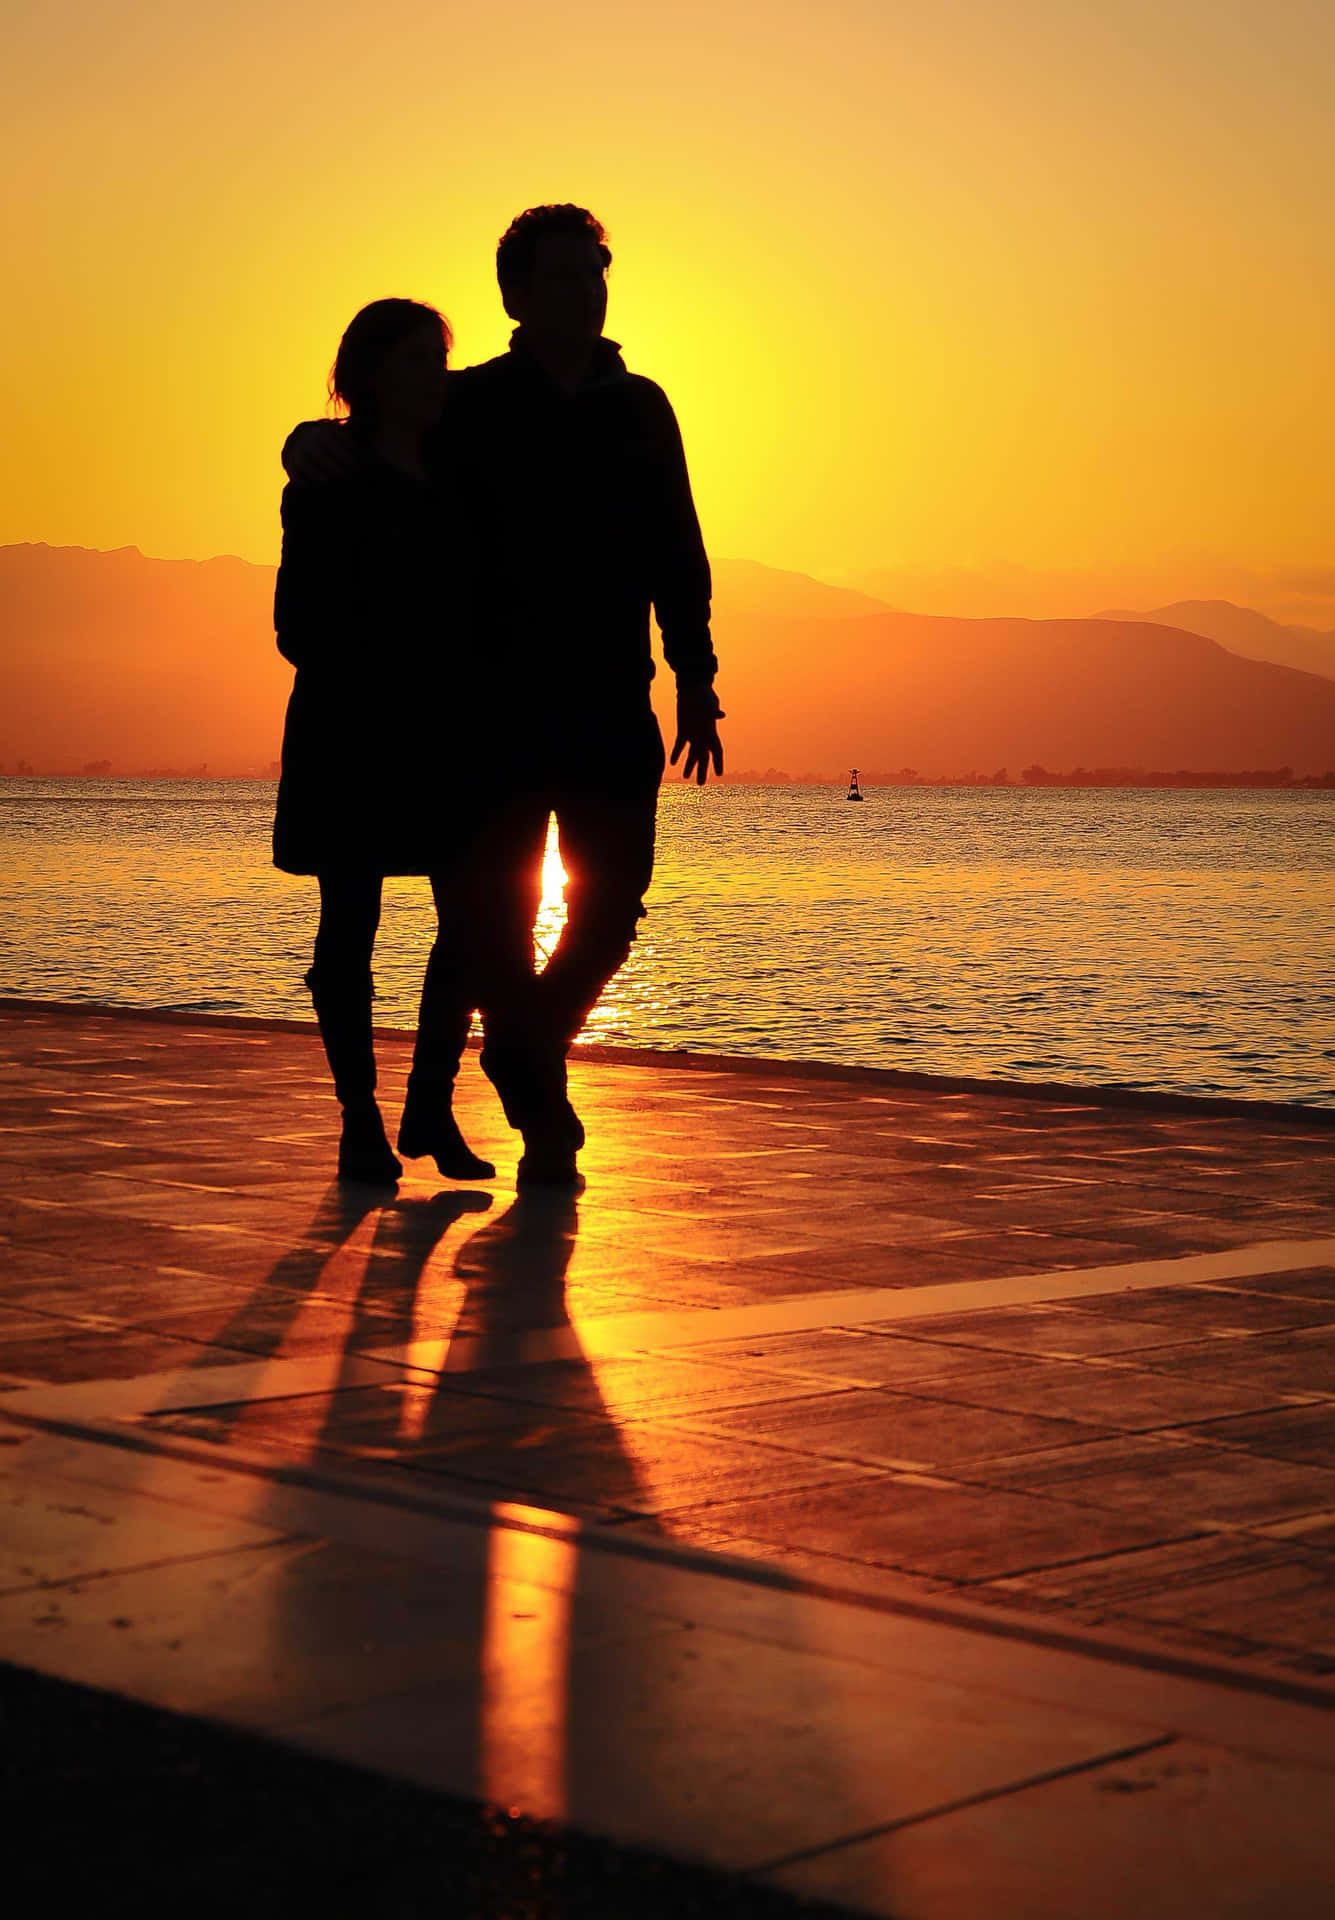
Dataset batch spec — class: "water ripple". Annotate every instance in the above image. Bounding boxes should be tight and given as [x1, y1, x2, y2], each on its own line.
[1, 778, 1332, 1106]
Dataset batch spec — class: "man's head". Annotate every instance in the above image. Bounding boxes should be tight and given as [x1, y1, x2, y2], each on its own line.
[496, 204, 610, 344]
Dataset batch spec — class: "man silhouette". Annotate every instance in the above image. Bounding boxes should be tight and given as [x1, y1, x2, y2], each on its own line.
[285, 205, 723, 1185]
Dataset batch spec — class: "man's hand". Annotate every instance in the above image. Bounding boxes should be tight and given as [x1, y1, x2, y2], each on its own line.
[670, 684, 725, 786]
[281, 419, 362, 485]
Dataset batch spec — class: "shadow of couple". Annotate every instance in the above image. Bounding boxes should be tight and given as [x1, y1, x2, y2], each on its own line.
[192, 1176, 652, 1518]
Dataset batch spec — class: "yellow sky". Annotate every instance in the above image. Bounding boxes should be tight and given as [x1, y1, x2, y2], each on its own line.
[4, 0, 1332, 601]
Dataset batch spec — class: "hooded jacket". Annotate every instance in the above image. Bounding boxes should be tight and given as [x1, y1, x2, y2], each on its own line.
[442, 333, 717, 724]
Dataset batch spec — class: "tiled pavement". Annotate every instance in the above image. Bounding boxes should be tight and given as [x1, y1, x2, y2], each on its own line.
[3, 1000, 1335, 1914]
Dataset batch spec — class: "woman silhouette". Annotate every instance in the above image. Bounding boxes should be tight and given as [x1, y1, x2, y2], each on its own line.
[272, 299, 495, 1185]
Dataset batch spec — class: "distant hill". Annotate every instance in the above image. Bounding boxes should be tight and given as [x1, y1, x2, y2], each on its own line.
[1099, 600, 1335, 683]
[3, 543, 1334, 777]
[716, 606, 1335, 778]
[0, 543, 285, 773]
[712, 558, 895, 622]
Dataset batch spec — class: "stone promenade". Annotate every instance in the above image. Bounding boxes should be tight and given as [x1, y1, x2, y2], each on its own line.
[3, 1000, 1335, 1916]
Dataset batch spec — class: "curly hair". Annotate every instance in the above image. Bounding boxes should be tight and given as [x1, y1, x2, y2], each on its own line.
[496, 205, 611, 296]
[328, 298, 451, 420]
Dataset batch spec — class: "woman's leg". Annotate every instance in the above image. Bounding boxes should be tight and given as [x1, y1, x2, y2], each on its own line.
[308, 872, 400, 1183]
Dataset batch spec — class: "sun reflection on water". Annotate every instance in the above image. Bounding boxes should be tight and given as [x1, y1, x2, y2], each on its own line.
[3, 780, 1332, 1104]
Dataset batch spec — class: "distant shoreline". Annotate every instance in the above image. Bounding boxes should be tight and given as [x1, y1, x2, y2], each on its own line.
[3, 770, 1334, 792]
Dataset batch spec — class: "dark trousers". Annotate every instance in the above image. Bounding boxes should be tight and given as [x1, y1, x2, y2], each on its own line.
[308, 871, 477, 1110]
[446, 722, 665, 1137]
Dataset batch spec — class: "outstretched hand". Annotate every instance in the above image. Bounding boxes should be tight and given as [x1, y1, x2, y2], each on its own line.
[281, 419, 361, 485]
[670, 685, 725, 786]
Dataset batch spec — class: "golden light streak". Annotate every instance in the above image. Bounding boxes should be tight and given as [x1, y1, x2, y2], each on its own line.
[534, 814, 567, 966]
[478, 1513, 579, 1820]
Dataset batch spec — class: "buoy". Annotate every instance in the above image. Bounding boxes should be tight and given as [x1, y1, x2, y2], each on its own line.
[846, 767, 864, 801]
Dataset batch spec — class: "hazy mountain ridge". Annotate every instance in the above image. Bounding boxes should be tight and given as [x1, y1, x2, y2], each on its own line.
[1098, 599, 1335, 682]
[716, 607, 1335, 778]
[0, 542, 286, 773]
[3, 543, 1334, 778]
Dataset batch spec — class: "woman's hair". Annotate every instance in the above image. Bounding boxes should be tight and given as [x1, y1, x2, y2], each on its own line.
[328, 298, 452, 420]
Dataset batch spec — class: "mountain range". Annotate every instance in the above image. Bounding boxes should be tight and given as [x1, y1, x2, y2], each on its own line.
[3, 542, 1334, 778]
[1097, 600, 1335, 683]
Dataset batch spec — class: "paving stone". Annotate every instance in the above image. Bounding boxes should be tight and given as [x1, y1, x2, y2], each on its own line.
[974, 1432, 1335, 1526]
[666, 1474, 1180, 1582]
[986, 1532, 1335, 1666]
[1122, 1560, 1335, 1652]
[0, 1326, 243, 1385]
[990, 1528, 1301, 1606]
[861, 1304, 1212, 1358]
[1229, 1265, 1335, 1303]
[675, 1386, 1107, 1471]
[422, 1423, 874, 1517]
[1187, 1403, 1335, 1470]
[770, 1741, 1335, 1919]
[0, 1531, 670, 1736]
[283, 1610, 1151, 1877]
[0, 1469, 286, 1594]
[729, 1244, 1023, 1289]
[1065, 1285, 1335, 1334]
[428, 1353, 844, 1423]
[696, 1327, 1036, 1388]
[909, 1353, 1293, 1431]
[1131, 1326, 1335, 1396]
[153, 1381, 566, 1453]
[6, 1003, 1335, 1682]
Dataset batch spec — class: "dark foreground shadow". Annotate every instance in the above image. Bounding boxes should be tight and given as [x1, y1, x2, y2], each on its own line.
[5, 1660, 866, 1918]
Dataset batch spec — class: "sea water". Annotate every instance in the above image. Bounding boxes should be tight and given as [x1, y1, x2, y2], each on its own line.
[3, 779, 1332, 1106]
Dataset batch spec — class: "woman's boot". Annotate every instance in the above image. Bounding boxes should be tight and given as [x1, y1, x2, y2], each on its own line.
[398, 1078, 495, 1181]
[305, 964, 401, 1185]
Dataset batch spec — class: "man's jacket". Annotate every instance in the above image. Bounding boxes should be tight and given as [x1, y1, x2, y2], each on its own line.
[442, 333, 716, 723]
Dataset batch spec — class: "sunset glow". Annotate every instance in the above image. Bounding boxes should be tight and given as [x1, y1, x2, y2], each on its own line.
[4, 0, 1332, 610]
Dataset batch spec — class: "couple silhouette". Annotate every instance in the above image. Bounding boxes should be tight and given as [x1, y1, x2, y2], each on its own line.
[273, 204, 724, 1191]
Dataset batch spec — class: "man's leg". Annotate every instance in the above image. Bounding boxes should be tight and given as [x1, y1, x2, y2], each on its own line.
[451, 796, 573, 1147]
[397, 870, 497, 1181]
[469, 722, 661, 1182]
[481, 755, 660, 1188]
[538, 746, 663, 1051]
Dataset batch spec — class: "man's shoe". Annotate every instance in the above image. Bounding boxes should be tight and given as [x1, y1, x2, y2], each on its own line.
[338, 1102, 402, 1186]
[397, 1105, 495, 1182]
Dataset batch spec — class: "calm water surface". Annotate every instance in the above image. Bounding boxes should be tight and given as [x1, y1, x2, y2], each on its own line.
[3, 779, 1332, 1105]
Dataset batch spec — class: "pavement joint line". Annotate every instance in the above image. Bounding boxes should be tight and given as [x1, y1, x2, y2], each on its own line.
[362, 1235, 1335, 1375]
[747, 1732, 1181, 1878]
[9, 1398, 1335, 1725]
[2, 1236, 1332, 1428]
[0, 1535, 308, 1606]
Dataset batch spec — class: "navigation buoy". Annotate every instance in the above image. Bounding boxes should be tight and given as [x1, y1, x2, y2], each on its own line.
[846, 768, 864, 802]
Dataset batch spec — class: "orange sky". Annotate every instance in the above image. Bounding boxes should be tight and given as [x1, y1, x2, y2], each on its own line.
[3, 0, 1332, 614]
